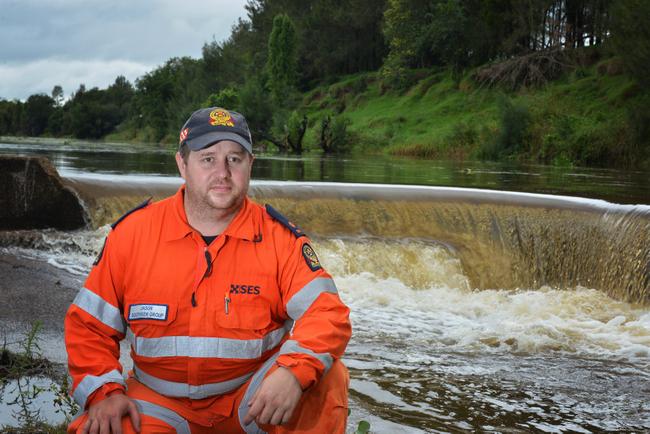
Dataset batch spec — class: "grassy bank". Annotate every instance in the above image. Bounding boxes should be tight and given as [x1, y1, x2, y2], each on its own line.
[298, 55, 649, 169]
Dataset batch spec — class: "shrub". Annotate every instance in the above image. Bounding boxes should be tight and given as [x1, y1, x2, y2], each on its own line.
[479, 96, 531, 159]
[203, 88, 239, 109]
[283, 111, 308, 153]
[539, 114, 576, 164]
[318, 114, 351, 153]
[448, 121, 479, 148]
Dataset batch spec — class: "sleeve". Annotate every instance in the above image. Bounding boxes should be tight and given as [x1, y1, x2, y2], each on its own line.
[275, 235, 351, 390]
[64, 231, 128, 409]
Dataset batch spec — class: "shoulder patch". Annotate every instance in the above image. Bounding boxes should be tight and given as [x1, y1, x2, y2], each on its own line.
[302, 243, 322, 271]
[265, 204, 305, 238]
[111, 197, 152, 229]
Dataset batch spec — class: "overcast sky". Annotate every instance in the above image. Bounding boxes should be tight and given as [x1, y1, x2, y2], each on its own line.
[0, 0, 249, 101]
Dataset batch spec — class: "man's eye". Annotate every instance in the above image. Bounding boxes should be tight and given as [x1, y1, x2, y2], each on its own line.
[227, 156, 241, 164]
[202, 157, 213, 163]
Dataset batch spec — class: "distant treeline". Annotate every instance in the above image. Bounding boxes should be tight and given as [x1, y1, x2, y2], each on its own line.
[1, 0, 648, 157]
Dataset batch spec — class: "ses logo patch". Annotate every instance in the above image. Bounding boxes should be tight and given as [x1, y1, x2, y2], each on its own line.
[230, 284, 260, 295]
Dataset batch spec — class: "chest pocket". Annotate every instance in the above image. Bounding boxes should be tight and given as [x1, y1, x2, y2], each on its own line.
[216, 298, 272, 331]
[125, 299, 178, 329]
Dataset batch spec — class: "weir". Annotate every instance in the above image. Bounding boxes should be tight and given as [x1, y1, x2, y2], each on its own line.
[64, 176, 650, 305]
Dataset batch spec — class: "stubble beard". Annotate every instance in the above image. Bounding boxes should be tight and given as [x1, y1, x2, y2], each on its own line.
[186, 182, 247, 221]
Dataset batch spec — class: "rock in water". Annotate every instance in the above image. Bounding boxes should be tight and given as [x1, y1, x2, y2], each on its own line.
[0, 155, 87, 229]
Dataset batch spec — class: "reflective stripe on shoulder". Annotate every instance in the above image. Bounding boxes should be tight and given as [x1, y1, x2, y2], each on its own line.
[286, 277, 338, 321]
[73, 369, 125, 409]
[238, 353, 280, 434]
[73, 288, 126, 334]
[279, 339, 333, 373]
[133, 365, 253, 400]
[133, 399, 190, 434]
[126, 321, 291, 359]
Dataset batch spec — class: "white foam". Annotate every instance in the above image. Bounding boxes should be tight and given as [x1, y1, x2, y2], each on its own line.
[315, 238, 650, 365]
[4, 230, 648, 366]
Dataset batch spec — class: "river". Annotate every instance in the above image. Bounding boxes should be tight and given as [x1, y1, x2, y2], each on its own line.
[0, 139, 649, 433]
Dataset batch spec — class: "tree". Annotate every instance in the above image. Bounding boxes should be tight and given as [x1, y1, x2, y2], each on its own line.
[23, 94, 55, 136]
[266, 13, 299, 103]
[51, 85, 64, 107]
[0, 99, 23, 135]
[204, 88, 239, 109]
[133, 57, 209, 141]
[106, 76, 134, 126]
[382, 0, 430, 85]
[609, 0, 650, 88]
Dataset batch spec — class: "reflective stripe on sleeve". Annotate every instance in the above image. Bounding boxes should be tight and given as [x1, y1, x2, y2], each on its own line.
[285, 277, 338, 321]
[133, 399, 191, 434]
[133, 365, 254, 400]
[126, 321, 291, 359]
[238, 353, 280, 434]
[73, 369, 125, 409]
[73, 288, 126, 334]
[279, 339, 333, 373]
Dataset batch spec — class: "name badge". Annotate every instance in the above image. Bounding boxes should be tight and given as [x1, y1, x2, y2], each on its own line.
[128, 304, 168, 321]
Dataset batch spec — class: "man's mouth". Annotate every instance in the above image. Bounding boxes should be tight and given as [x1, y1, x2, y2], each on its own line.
[209, 184, 231, 192]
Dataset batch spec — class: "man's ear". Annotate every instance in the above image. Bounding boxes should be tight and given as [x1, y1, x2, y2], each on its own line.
[175, 152, 186, 179]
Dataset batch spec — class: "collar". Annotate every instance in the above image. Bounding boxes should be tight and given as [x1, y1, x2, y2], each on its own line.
[163, 185, 258, 242]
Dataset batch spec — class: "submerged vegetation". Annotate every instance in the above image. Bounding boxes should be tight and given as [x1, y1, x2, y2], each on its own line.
[1, 0, 649, 168]
[0, 323, 76, 434]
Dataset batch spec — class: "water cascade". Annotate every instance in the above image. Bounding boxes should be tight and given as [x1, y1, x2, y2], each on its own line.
[65, 177, 650, 305]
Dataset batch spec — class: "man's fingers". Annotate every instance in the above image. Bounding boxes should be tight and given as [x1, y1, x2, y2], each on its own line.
[99, 418, 110, 434]
[281, 407, 294, 425]
[109, 416, 122, 434]
[248, 387, 260, 407]
[256, 399, 277, 425]
[80, 418, 91, 434]
[127, 401, 141, 432]
[88, 418, 99, 434]
[243, 398, 264, 425]
[269, 406, 285, 426]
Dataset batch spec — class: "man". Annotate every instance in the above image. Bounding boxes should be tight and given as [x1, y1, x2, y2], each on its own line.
[65, 107, 351, 434]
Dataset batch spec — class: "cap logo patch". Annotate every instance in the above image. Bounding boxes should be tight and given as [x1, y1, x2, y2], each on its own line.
[302, 243, 322, 271]
[179, 128, 189, 144]
[209, 108, 235, 127]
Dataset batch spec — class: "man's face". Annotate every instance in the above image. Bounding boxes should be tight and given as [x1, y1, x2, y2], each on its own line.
[175, 140, 254, 215]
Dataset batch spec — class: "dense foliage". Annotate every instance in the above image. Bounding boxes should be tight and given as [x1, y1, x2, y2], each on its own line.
[1, 0, 648, 167]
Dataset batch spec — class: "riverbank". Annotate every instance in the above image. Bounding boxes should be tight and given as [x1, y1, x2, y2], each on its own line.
[0, 252, 78, 432]
[0, 253, 80, 341]
[0, 135, 162, 151]
[299, 56, 649, 169]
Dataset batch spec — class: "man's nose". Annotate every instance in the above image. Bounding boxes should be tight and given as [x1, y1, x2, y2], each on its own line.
[213, 158, 230, 178]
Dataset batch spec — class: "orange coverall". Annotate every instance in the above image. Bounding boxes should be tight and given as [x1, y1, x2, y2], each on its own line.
[65, 186, 352, 433]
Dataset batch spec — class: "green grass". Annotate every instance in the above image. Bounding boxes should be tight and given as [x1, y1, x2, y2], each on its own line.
[298, 57, 649, 168]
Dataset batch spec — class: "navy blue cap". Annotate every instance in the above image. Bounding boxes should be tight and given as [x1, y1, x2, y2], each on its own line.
[179, 107, 253, 154]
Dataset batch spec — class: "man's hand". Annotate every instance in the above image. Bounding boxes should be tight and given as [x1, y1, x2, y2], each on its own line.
[244, 366, 303, 426]
[80, 393, 141, 434]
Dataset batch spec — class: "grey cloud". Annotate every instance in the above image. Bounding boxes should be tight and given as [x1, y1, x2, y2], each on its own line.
[0, 0, 247, 62]
[0, 58, 152, 101]
[0, 0, 247, 99]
